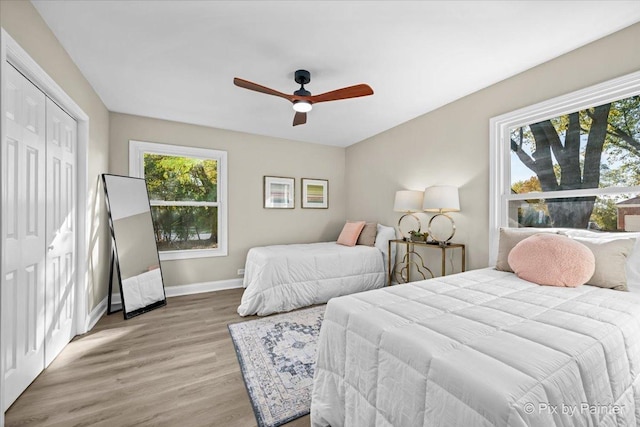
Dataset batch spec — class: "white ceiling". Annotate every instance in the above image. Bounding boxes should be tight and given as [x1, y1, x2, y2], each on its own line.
[32, 1, 640, 147]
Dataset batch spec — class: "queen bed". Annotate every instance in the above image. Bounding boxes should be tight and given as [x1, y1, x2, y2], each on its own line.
[311, 229, 640, 426]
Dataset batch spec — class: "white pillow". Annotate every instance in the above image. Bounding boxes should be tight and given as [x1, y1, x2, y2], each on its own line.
[375, 224, 397, 275]
[562, 230, 640, 291]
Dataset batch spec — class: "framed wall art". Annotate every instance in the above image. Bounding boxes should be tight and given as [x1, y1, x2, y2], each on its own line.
[264, 176, 295, 209]
[301, 178, 328, 209]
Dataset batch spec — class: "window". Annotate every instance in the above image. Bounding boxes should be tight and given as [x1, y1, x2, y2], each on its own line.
[129, 140, 227, 260]
[489, 71, 640, 265]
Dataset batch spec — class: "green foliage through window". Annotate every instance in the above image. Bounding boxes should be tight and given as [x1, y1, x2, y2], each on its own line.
[144, 154, 218, 202]
[144, 154, 219, 251]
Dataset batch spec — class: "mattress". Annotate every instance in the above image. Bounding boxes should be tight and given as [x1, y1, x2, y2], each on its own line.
[311, 268, 640, 426]
[237, 242, 385, 316]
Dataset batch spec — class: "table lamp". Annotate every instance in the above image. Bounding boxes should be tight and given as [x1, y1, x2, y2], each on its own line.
[423, 185, 460, 245]
[393, 190, 424, 239]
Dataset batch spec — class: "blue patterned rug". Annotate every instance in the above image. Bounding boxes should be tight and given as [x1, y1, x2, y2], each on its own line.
[228, 305, 325, 427]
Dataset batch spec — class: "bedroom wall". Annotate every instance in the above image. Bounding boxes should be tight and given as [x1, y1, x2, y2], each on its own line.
[0, 0, 111, 312]
[345, 22, 640, 271]
[109, 113, 346, 287]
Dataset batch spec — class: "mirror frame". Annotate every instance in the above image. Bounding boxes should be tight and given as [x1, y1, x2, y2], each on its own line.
[102, 173, 167, 319]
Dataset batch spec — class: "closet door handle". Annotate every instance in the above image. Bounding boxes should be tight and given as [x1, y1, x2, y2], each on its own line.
[47, 245, 54, 252]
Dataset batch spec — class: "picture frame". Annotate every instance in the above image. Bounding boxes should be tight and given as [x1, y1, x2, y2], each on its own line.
[301, 178, 328, 209]
[264, 176, 295, 209]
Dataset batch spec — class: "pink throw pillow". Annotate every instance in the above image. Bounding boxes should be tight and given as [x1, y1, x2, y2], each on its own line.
[508, 234, 595, 287]
[337, 221, 366, 247]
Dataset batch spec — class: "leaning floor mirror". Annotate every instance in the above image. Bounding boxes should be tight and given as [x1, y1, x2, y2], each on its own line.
[102, 174, 167, 319]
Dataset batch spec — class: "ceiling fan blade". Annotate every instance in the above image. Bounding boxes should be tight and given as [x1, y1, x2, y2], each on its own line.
[309, 84, 374, 104]
[293, 112, 307, 126]
[233, 78, 294, 102]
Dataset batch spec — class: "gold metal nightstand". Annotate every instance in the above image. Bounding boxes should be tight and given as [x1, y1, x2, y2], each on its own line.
[387, 239, 466, 285]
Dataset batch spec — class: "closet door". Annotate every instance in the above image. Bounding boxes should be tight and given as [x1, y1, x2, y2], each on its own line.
[2, 65, 47, 409]
[44, 98, 77, 367]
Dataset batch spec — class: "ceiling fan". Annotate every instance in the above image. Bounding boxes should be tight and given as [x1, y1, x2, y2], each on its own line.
[233, 69, 374, 126]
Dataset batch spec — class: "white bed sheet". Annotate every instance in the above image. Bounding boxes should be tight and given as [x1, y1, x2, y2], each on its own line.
[238, 242, 385, 316]
[311, 268, 640, 427]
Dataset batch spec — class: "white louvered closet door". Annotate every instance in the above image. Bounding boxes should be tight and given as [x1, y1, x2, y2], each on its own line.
[2, 65, 47, 409]
[2, 65, 78, 411]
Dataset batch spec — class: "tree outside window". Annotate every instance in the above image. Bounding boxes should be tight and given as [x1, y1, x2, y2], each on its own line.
[144, 154, 219, 251]
[509, 95, 640, 231]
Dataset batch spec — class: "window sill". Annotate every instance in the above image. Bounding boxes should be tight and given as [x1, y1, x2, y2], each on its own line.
[158, 248, 228, 261]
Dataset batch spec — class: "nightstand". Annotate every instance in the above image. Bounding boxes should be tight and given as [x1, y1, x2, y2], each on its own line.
[387, 239, 466, 285]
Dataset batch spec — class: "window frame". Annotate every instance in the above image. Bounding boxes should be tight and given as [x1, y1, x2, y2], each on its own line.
[489, 71, 640, 265]
[129, 140, 228, 261]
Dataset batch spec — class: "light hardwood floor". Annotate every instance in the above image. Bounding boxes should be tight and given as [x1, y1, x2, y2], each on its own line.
[5, 289, 311, 427]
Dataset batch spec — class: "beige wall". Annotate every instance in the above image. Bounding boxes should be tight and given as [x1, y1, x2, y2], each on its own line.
[109, 113, 346, 287]
[346, 23, 640, 270]
[1, 0, 111, 311]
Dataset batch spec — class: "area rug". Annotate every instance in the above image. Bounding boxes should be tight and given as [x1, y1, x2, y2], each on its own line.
[228, 305, 325, 427]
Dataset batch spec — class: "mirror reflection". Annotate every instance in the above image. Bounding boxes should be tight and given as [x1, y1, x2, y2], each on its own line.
[103, 174, 166, 318]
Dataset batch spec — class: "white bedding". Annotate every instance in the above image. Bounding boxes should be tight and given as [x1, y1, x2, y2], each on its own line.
[237, 242, 386, 316]
[121, 268, 164, 311]
[311, 268, 640, 426]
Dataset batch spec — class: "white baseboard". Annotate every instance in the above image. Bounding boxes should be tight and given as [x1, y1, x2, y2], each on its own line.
[165, 278, 244, 297]
[99, 278, 244, 318]
[108, 294, 122, 306]
[85, 296, 108, 332]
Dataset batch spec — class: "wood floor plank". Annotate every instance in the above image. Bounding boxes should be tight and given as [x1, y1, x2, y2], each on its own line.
[4, 288, 311, 427]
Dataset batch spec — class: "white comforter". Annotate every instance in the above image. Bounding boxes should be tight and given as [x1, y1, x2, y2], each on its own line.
[238, 242, 386, 316]
[311, 268, 640, 426]
[121, 268, 164, 312]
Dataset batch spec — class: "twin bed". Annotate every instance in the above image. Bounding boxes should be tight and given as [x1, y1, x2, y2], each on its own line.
[237, 223, 396, 316]
[311, 267, 640, 426]
[238, 226, 640, 426]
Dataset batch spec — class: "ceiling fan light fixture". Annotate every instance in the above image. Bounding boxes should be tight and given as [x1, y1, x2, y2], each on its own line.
[292, 100, 312, 113]
[234, 70, 373, 126]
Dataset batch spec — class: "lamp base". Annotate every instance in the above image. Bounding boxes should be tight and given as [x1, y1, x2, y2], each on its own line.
[428, 213, 456, 245]
[397, 213, 421, 239]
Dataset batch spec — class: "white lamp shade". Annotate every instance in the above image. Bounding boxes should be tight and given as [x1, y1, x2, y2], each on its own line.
[393, 190, 424, 212]
[423, 185, 460, 213]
